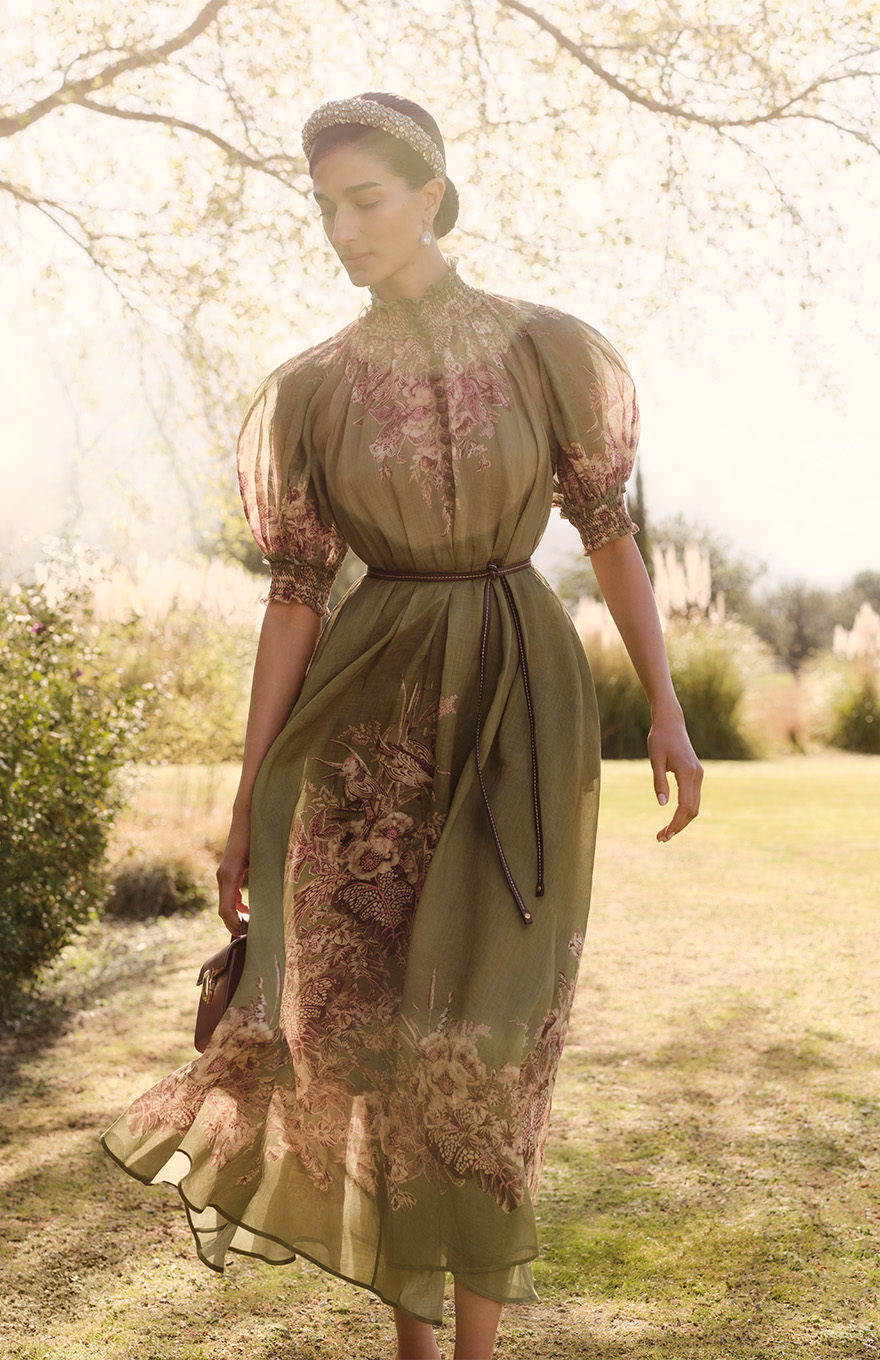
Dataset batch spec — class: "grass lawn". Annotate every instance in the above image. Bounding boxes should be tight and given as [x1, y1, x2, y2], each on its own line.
[1, 755, 879, 1359]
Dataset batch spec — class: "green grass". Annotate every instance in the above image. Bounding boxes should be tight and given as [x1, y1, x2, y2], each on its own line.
[1, 757, 879, 1358]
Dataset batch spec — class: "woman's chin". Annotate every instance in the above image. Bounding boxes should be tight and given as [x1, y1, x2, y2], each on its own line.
[340, 253, 374, 279]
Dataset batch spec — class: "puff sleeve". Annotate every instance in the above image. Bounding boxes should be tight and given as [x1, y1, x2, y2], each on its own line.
[237, 356, 348, 616]
[534, 310, 640, 555]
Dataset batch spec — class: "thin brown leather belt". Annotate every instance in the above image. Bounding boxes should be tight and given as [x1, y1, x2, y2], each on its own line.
[365, 559, 543, 926]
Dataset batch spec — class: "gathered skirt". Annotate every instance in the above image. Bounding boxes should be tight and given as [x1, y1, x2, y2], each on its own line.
[102, 565, 601, 1323]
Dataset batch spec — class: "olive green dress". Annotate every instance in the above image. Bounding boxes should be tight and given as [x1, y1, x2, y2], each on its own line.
[102, 262, 639, 1324]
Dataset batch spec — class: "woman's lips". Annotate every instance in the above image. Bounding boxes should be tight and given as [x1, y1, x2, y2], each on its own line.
[341, 252, 371, 265]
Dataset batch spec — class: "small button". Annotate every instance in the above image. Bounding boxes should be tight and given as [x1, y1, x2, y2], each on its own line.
[439, 415, 449, 429]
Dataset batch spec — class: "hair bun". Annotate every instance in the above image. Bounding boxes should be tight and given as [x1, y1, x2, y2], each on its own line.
[435, 176, 459, 238]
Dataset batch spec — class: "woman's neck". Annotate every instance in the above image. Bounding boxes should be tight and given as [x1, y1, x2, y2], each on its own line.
[370, 246, 449, 303]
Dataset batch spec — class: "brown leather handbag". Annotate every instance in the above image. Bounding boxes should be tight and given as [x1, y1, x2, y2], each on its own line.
[194, 921, 248, 1053]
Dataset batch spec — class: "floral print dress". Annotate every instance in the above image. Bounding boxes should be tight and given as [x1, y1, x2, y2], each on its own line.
[102, 262, 639, 1324]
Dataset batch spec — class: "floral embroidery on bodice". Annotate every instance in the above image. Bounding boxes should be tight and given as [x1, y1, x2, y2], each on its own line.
[236, 259, 639, 612]
[345, 264, 515, 533]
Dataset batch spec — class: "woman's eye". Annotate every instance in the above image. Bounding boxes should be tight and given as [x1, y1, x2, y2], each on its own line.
[356, 201, 380, 210]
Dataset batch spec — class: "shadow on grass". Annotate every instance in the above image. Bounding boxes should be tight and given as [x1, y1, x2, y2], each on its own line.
[533, 998, 880, 1357]
[4, 944, 880, 1357]
[0, 913, 211, 1092]
[2, 1121, 879, 1359]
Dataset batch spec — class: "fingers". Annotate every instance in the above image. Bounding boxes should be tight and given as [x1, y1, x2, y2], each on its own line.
[656, 758, 703, 842]
[216, 862, 248, 936]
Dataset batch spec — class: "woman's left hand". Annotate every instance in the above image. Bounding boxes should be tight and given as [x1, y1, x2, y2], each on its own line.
[647, 705, 703, 842]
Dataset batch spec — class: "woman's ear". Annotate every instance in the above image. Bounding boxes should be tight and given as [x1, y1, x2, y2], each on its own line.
[422, 177, 446, 225]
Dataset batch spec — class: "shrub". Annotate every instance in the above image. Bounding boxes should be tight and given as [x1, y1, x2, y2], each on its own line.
[665, 619, 763, 760]
[104, 856, 211, 920]
[827, 664, 880, 754]
[99, 611, 253, 763]
[0, 579, 144, 1014]
[587, 643, 652, 759]
[580, 615, 767, 760]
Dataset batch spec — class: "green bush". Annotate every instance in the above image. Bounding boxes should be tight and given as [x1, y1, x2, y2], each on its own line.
[0, 580, 144, 1014]
[104, 856, 211, 920]
[665, 619, 760, 760]
[588, 644, 651, 759]
[827, 665, 880, 754]
[586, 618, 765, 760]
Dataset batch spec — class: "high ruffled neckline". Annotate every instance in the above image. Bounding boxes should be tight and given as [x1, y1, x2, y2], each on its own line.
[363, 259, 483, 342]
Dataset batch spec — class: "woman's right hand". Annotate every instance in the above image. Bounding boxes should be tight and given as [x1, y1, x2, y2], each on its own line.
[216, 812, 250, 937]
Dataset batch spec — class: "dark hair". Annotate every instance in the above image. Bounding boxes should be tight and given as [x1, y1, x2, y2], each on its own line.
[307, 91, 460, 238]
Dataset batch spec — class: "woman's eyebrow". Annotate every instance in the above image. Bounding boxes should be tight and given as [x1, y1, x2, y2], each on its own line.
[313, 181, 383, 202]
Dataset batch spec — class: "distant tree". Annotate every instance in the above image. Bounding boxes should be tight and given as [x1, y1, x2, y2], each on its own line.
[627, 461, 652, 581]
[555, 555, 601, 610]
[752, 580, 836, 672]
[832, 571, 880, 628]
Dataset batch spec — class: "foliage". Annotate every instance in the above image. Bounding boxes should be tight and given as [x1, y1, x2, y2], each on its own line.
[832, 570, 880, 628]
[833, 599, 880, 661]
[827, 663, 880, 754]
[582, 616, 766, 759]
[554, 555, 601, 610]
[0, 578, 144, 1012]
[89, 555, 263, 764]
[751, 578, 837, 673]
[665, 618, 766, 759]
[100, 610, 253, 764]
[587, 641, 652, 759]
[104, 856, 211, 921]
[627, 461, 652, 581]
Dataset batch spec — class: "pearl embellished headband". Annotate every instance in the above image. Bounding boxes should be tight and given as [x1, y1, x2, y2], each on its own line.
[302, 97, 447, 179]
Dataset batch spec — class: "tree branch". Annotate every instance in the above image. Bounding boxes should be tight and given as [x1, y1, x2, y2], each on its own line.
[73, 96, 307, 189]
[0, 0, 229, 139]
[498, 0, 879, 144]
[0, 176, 138, 308]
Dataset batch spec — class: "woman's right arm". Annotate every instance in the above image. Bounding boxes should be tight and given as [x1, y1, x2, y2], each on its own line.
[216, 599, 322, 934]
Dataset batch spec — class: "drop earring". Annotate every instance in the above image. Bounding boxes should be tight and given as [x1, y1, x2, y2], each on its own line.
[420, 227, 433, 246]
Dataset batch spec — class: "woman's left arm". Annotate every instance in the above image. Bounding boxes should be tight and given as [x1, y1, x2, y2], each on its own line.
[589, 532, 703, 841]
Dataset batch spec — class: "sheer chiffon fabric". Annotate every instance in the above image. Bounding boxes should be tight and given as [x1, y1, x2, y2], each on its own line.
[102, 263, 639, 1324]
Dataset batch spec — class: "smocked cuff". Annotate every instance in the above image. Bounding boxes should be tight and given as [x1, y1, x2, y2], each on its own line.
[266, 559, 335, 616]
[555, 485, 638, 556]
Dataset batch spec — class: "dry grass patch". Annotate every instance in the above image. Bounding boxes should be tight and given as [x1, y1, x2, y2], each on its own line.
[1, 757, 879, 1358]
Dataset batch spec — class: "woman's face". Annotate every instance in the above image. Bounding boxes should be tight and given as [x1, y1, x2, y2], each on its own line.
[311, 144, 444, 299]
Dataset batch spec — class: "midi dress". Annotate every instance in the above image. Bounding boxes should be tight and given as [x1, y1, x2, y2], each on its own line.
[101, 261, 639, 1325]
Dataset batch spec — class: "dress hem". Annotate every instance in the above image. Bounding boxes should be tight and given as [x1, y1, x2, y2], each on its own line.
[99, 1134, 540, 1326]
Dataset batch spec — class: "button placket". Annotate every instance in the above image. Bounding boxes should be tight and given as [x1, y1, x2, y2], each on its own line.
[429, 361, 452, 448]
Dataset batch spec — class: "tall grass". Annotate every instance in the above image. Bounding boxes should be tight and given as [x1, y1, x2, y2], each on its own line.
[39, 552, 264, 765]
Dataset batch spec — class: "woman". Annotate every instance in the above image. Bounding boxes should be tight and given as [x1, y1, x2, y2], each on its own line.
[103, 92, 702, 1360]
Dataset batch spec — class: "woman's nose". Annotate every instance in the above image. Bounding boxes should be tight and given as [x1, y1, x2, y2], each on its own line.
[331, 209, 357, 246]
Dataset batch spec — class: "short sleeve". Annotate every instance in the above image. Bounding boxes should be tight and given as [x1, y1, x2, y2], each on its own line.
[534, 310, 640, 555]
[237, 358, 347, 616]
